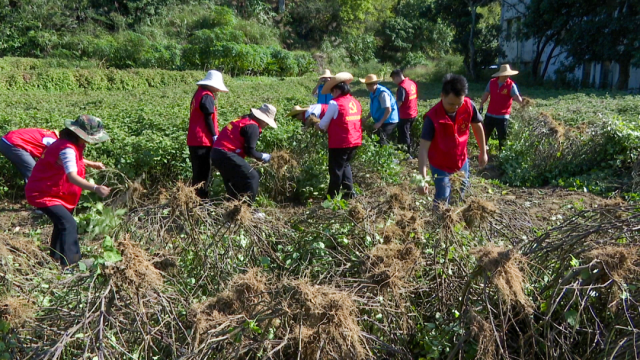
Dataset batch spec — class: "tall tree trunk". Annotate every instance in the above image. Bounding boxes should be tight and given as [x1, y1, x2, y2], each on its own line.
[616, 58, 630, 90]
[540, 41, 559, 80]
[532, 34, 553, 82]
[278, 0, 285, 13]
[468, 3, 477, 80]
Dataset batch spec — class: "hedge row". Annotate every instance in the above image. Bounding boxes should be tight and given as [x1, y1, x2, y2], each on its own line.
[0, 68, 203, 91]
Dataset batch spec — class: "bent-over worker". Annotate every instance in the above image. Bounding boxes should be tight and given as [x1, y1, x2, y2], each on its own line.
[188, 70, 228, 199]
[288, 104, 328, 128]
[417, 74, 488, 205]
[316, 72, 363, 199]
[25, 116, 111, 268]
[211, 104, 277, 205]
[360, 74, 399, 145]
[479, 64, 523, 151]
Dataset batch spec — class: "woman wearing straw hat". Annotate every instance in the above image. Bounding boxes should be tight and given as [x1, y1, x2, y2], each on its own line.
[26, 115, 111, 268]
[312, 70, 335, 105]
[211, 104, 277, 208]
[316, 72, 362, 199]
[479, 64, 523, 151]
[287, 104, 328, 128]
[188, 70, 228, 199]
[360, 74, 399, 145]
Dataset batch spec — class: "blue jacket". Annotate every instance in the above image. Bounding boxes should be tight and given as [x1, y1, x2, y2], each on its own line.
[317, 84, 333, 105]
[370, 85, 399, 124]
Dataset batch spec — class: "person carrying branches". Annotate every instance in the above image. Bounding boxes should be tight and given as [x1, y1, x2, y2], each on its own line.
[315, 72, 363, 199]
[26, 115, 111, 269]
[0, 128, 104, 184]
[188, 70, 228, 199]
[312, 69, 335, 105]
[360, 74, 399, 145]
[210, 104, 277, 216]
[417, 74, 488, 205]
[288, 104, 328, 128]
[479, 64, 524, 151]
[390, 69, 419, 157]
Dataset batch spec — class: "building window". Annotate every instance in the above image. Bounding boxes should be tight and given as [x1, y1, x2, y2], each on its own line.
[506, 19, 514, 40]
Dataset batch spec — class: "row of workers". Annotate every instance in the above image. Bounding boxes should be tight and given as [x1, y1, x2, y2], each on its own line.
[0, 65, 522, 268]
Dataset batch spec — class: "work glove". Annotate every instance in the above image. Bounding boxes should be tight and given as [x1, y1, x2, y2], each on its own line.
[212, 135, 218, 143]
[479, 105, 484, 114]
[261, 153, 272, 163]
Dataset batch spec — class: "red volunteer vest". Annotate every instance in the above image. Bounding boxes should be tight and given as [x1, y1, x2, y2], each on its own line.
[327, 95, 362, 149]
[319, 104, 328, 119]
[187, 87, 218, 147]
[398, 78, 418, 119]
[3, 128, 58, 158]
[426, 98, 473, 173]
[26, 139, 86, 211]
[487, 78, 514, 116]
[214, 117, 261, 158]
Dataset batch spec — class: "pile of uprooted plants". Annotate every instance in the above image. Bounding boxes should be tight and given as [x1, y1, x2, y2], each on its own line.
[1, 177, 639, 359]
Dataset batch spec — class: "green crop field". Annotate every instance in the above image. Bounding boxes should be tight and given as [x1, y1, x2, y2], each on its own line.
[1, 63, 640, 359]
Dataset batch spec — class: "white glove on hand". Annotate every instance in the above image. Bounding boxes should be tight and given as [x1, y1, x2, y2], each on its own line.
[261, 153, 272, 163]
[479, 105, 484, 114]
[212, 135, 218, 143]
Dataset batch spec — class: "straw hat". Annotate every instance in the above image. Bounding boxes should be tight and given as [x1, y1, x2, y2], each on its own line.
[321, 72, 354, 95]
[318, 69, 334, 79]
[64, 115, 109, 144]
[287, 105, 309, 117]
[250, 104, 278, 129]
[197, 70, 229, 92]
[359, 74, 382, 84]
[492, 64, 519, 77]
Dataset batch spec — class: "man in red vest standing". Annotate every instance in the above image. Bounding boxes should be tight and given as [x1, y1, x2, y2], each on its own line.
[479, 64, 523, 151]
[417, 74, 488, 205]
[391, 69, 419, 157]
[188, 70, 228, 199]
[316, 72, 363, 199]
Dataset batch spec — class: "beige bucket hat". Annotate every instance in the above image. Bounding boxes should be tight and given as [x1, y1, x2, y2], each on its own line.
[197, 70, 229, 92]
[318, 69, 334, 79]
[251, 104, 278, 129]
[321, 72, 354, 95]
[359, 74, 383, 84]
[492, 64, 519, 77]
[287, 105, 309, 117]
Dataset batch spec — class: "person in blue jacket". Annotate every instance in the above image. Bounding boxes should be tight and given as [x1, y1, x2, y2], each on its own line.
[312, 69, 334, 105]
[360, 74, 399, 145]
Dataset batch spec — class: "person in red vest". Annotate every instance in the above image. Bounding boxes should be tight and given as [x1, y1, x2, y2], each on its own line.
[391, 69, 419, 157]
[315, 72, 363, 199]
[417, 74, 487, 205]
[26, 116, 111, 268]
[211, 104, 277, 210]
[0, 128, 105, 183]
[479, 64, 523, 151]
[287, 104, 328, 128]
[188, 70, 228, 199]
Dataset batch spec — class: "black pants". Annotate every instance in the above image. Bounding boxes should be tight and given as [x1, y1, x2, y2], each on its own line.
[40, 205, 80, 266]
[189, 146, 212, 199]
[328, 146, 358, 199]
[375, 122, 397, 145]
[210, 148, 260, 203]
[484, 115, 509, 150]
[397, 117, 416, 154]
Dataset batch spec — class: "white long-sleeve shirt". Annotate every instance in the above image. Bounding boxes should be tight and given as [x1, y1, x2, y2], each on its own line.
[318, 100, 339, 131]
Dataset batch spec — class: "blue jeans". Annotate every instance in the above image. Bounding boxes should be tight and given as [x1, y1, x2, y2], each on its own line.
[0, 138, 36, 182]
[430, 159, 470, 204]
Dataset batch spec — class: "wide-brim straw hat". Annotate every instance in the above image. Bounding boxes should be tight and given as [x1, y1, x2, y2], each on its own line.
[64, 115, 109, 144]
[359, 74, 382, 84]
[492, 64, 519, 77]
[321, 72, 354, 95]
[287, 105, 309, 117]
[251, 104, 278, 129]
[318, 69, 334, 79]
[197, 70, 229, 92]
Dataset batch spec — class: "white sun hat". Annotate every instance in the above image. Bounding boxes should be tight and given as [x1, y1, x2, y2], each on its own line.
[196, 70, 229, 92]
[250, 104, 278, 129]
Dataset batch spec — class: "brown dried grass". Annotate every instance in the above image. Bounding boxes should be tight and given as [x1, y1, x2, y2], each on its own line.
[387, 187, 411, 211]
[160, 182, 200, 213]
[462, 198, 498, 229]
[520, 96, 536, 108]
[584, 246, 639, 283]
[349, 202, 366, 222]
[469, 312, 496, 360]
[222, 201, 252, 225]
[305, 114, 321, 128]
[539, 112, 565, 142]
[365, 243, 421, 289]
[378, 224, 404, 244]
[0, 296, 35, 326]
[106, 236, 163, 293]
[472, 245, 533, 312]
